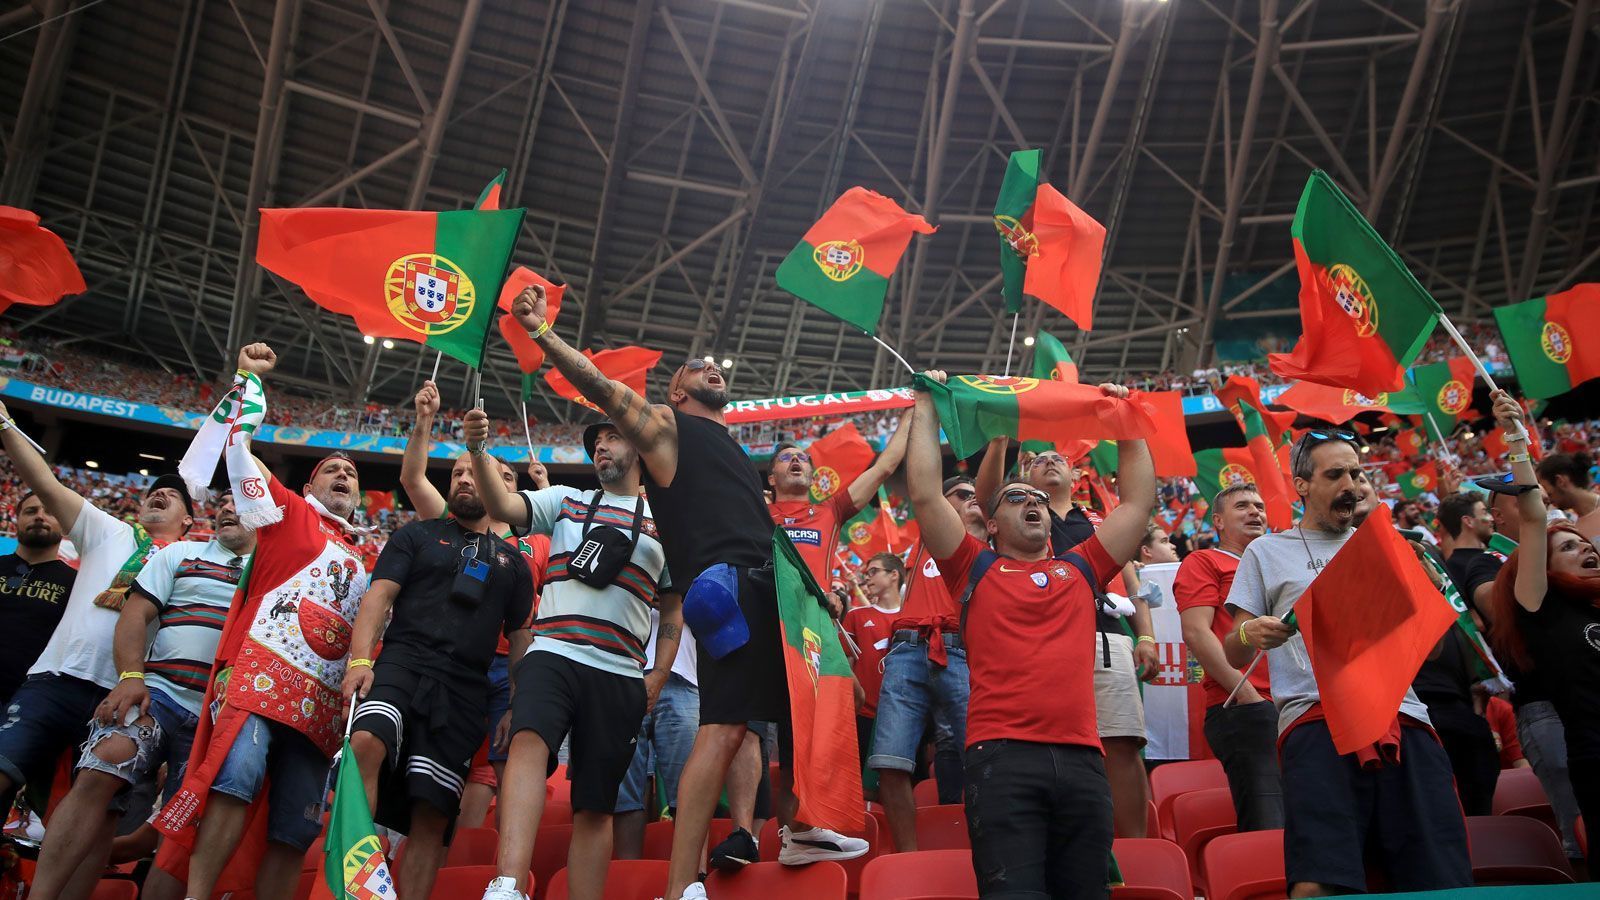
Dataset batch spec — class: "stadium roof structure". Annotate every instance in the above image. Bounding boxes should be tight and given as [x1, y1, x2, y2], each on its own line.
[1, 0, 1597, 421]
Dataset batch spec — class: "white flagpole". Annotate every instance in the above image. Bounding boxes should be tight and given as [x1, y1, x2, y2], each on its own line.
[1004, 313, 1020, 376]
[1437, 313, 1529, 442]
[869, 333, 917, 375]
[1221, 651, 1266, 708]
[0, 414, 49, 456]
[429, 351, 444, 383]
[1420, 409, 1460, 467]
[520, 399, 536, 462]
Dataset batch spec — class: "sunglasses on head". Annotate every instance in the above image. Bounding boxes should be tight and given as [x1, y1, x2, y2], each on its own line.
[1305, 429, 1357, 442]
[1001, 487, 1051, 506]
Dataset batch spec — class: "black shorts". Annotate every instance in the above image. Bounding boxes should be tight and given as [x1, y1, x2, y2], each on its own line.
[353, 662, 486, 835]
[697, 564, 788, 725]
[1280, 719, 1472, 893]
[510, 651, 645, 813]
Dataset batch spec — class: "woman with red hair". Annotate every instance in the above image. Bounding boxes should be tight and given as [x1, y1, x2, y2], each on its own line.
[1488, 389, 1600, 860]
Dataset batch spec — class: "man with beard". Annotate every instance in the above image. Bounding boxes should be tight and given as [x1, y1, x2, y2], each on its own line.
[1175, 485, 1281, 831]
[0, 398, 193, 819]
[0, 492, 75, 705]
[1395, 499, 1438, 545]
[343, 451, 534, 900]
[1225, 430, 1470, 895]
[462, 416, 676, 900]
[503, 285, 865, 900]
[30, 494, 254, 900]
[870, 474, 987, 851]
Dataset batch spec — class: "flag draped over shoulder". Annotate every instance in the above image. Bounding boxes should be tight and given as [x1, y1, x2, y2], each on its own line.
[775, 188, 935, 334]
[0, 206, 85, 313]
[324, 739, 395, 900]
[257, 206, 524, 368]
[1492, 284, 1600, 398]
[917, 373, 1157, 460]
[544, 346, 661, 411]
[1407, 357, 1478, 424]
[1267, 171, 1440, 395]
[806, 423, 875, 503]
[773, 529, 865, 830]
[1294, 504, 1458, 754]
[991, 151, 1106, 328]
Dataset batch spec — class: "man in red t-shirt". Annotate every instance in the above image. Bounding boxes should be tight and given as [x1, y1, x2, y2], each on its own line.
[1174, 483, 1282, 831]
[907, 372, 1156, 896]
[840, 552, 904, 798]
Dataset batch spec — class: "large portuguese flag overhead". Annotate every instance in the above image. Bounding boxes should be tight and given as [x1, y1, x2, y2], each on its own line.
[1267, 171, 1440, 395]
[991, 150, 1105, 329]
[917, 373, 1157, 460]
[1406, 357, 1478, 423]
[772, 529, 865, 831]
[775, 187, 935, 334]
[1020, 331, 1079, 454]
[257, 206, 524, 368]
[1492, 284, 1600, 398]
[1275, 380, 1397, 424]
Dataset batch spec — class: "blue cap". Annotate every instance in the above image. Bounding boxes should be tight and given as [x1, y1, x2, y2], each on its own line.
[682, 563, 749, 659]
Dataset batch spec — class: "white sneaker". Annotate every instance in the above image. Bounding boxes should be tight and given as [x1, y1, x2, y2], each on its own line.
[778, 825, 870, 865]
[658, 882, 709, 900]
[481, 875, 528, 900]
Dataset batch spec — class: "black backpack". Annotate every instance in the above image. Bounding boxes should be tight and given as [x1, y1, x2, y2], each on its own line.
[958, 549, 1117, 668]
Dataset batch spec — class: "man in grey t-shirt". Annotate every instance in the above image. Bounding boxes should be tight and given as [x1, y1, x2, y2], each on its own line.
[1222, 430, 1470, 896]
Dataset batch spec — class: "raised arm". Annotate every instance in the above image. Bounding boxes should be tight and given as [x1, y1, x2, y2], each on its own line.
[908, 373, 966, 560]
[846, 411, 913, 513]
[400, 380, 446, 519]
[1094, 392, 1156, 566]
[463, 410, 533, 529]
[235, 343, 280, 484]
[1495, 391, 1548, 613]
[973, 437, 1009, 515]
[0, 398, 84, 533]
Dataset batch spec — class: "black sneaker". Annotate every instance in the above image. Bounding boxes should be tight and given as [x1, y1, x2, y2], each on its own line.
[708, 827, 760, 871]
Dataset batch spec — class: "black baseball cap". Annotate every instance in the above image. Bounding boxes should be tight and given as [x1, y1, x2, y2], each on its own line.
[943, 476, 974, 495]
[1471, 472, 1540, 497]
[146, 474, 195, 517]
[583, 421, 621, 459]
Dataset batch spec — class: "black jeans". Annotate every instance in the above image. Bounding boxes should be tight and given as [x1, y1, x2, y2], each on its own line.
[1203, 699, 1284, 831]
[1423, 697, 1500, 817]
[964, 739, 1113, 899]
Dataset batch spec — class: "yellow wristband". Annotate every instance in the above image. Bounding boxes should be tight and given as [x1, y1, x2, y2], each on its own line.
[119, 671, 145, 681]
[1237, 621, 1251, 648]
[1507, 452, 1531, 464]
[348, 658, 374, 670]
[530, 321, 551, 340]
[1136, 635, 1156, 645]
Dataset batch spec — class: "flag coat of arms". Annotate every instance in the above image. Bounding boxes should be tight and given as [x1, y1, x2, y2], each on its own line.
[774, 187, 935, 334]
[992, 150, 1106, 329]
[1407, 357, 1478, 423]
[805, 423, 875, 503]
[1398, 462, 1439, 499]
[1492, 284, 1600, 398]
[325, 738, 395, 900]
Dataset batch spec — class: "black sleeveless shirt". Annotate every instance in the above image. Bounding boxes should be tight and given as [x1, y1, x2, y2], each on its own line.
[644, 409, 772, 582]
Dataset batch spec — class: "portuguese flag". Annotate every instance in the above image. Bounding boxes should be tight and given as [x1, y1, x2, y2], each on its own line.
[1395, 427, 1429, 457]
[1229, 403, 1295, 530]
[1398, 461, 1439, 499]
[1407, 357, 1478, 423]
[257, 206, 524, 368]
[991, 150, 1105, 329]
[496, 266, 566, 398]
[773, 529, 865, 831]
[774, 187, 935, 334]
[476, 168, 506, 211]
[0, 206, 85, 313]
[917, 373, 1157, 460]
[1192, 448, 1281, 509]
[1216, 375, 1296, 447]
[1267, 171, 1440, 395]
[843, 499, 895, 560]
[1020, 331, 1079, 454]
[324, 738, 395, 900]
[1276, 380, 1397, 424]
[1492, 284, 1600, 398]
[544, 346, 661, 411]
[806, 423, 875, 504]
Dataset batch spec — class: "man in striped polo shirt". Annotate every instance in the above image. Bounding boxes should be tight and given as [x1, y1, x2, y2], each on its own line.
[29, 493, 253, 900]
[466, 414, 683, 900]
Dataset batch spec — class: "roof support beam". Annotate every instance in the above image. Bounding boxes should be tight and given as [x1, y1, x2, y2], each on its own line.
[1365, 0, 1450, 218]
[404, 0, 484, 210]
[1, 0, 78, 206]
[1069, 0, 1142, 199]
[1515, 0, 1592, 299]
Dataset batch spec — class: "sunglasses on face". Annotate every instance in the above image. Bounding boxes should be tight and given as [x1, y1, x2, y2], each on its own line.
[776, 450, 811, 465]
[1001, 487, 1051, 506]
[945, 487, 977, 502]
[683, 359, 722, 376]
[1028, 454, 1068, 468]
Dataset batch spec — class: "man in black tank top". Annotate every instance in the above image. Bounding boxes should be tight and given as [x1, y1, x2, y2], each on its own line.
[504, 285, 867, 900]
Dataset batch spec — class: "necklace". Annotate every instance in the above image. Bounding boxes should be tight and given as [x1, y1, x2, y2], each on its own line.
[1295, 526, 1323, 573]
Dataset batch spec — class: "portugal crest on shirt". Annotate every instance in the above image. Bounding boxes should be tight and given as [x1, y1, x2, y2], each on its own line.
[1030, 572, 1049, 588]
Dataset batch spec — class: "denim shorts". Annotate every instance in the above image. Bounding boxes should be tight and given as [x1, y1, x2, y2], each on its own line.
[77, 687, 199, 813]
[0, 673, 107, 806]
[615, 673, 700, 815]
[210, 713, 330, 851]
[868, 634, 969, 773]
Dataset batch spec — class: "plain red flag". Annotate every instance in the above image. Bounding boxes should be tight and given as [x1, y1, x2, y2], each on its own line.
[1024, 183, 1106, 331]
[544, 346, 661, 410]
[1294, 504, 1458, 754]
[1130, 390, 1197, 477]
[1268, 241, 1409, 395]
[0, 207, 85, 313]
[806, 423, 875, 503]
[497, 267, 566, 373]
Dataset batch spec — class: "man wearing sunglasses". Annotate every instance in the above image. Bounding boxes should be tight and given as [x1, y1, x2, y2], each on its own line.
[1224, 428, 1471, 895]
[505, 286, 867, 900]
[909, 372, 1157, 896]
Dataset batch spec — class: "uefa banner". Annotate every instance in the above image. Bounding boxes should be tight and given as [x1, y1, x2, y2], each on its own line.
[1137, 562, 1212, 762]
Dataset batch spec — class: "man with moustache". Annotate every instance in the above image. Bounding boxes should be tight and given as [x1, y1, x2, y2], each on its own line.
[343, 449, 535, 900]
[0, 398, 194, 816]
[1225, 430, 1470, 895]
[1175, 484, 1281, 831]
[463, 415, 676, 900]
[0, 492, 76, 705]
[30, 494, 254, 900]
[502, 285, 865, 900]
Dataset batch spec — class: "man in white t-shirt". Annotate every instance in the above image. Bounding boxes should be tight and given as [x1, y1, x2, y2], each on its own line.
[0, 399, 193, 818]
[29, 493, 253, 900]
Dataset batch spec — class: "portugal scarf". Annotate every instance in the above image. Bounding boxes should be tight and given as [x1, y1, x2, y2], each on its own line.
[90, 523, 168, 611]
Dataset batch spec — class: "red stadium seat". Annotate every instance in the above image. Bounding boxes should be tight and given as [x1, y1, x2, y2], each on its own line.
[912, 777, 942, 808]
[859, 850, 977, 900]
[1111, 838, 1192, 900]
[430, 865, 534, 900]
[1150, 759, 1226, 842]
[759, 814, 878, 895]
[543, 800, 575, 827]
[1202, 830, 1286, 900]
[641, 819, 676, 860]
[441, 825, 500, 868]
[866, 805, 892, 853]
[531, 825, 575, 900]
[707, 818, 739, 853]
[545, 860, 670, 900]
[1144, 799, 1159, 840]
[1171, 787, 1236, 895]
[1466, 815, 1575, 886]
[89, 881, 138, 900]
[912, 804, 969, 851]
[1492, 766, 1559, 832]
[706, 860, 847, 900]
[550, 765, 573, 803]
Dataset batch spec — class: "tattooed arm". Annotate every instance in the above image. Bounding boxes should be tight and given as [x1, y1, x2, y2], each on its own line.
[508, 285, 681, 484]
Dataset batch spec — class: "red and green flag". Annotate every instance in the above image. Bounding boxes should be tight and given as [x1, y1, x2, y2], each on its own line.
[361, 490, 396, 514]
[772, 529, 865, 831]
[1275, 380, 1398, 424]
[0, 206, 85, 314]
[1086, 395, 1197, 478]
[1268, 171, 1440, 396]
[916, 373, 1157, 460]
[1216, 375, 1296, 447]
[1395, 427, 1429, 457]
[257, 205, 524, 368]
[807, 422, 875, 503]
[1019, 331, 1080, 454]
[1492, 284, 1600, 398]
[843, 501, 894, 560]
[775, 187, 935, 334]
[324, 738, 395, 900]
[1192, 446, 1294, 531]
[476, 168, 506, 211]
[991, 150, 1105, 329]
[1398, 461, 1439, 499]
[544, 346, 661, 411]
[496, 267, 566, 398]
[1406, 357, 1478, 424]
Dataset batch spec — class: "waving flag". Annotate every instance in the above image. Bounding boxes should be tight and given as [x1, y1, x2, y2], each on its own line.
[1398, 462, 1439, 499]
[1192, 447, 1293, 529]
[775, 188, 935, 334]
[0, 207, 85, 313]
[1407, 357, 1478, 424]
[992, 150, 1106, 328]
[544, 346, 661, 411]
[806, 423, 875, 503]
[497, 267, 567, 397]
[1276, 381, 1397, 424]
[1492, 284, 1600, 398]
[917, 373, 1157, 460]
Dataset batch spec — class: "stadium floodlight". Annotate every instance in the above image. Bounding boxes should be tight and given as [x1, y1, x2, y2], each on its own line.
[86, 460, 100, 469]
[363, 335, 376, 345]
[1023, 336, 1036, 347]
[721, 358, 733, 369]
[382, 340, 395, 350]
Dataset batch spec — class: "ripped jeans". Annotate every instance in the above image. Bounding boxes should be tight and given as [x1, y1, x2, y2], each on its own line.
[76, 686, 197, 814]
